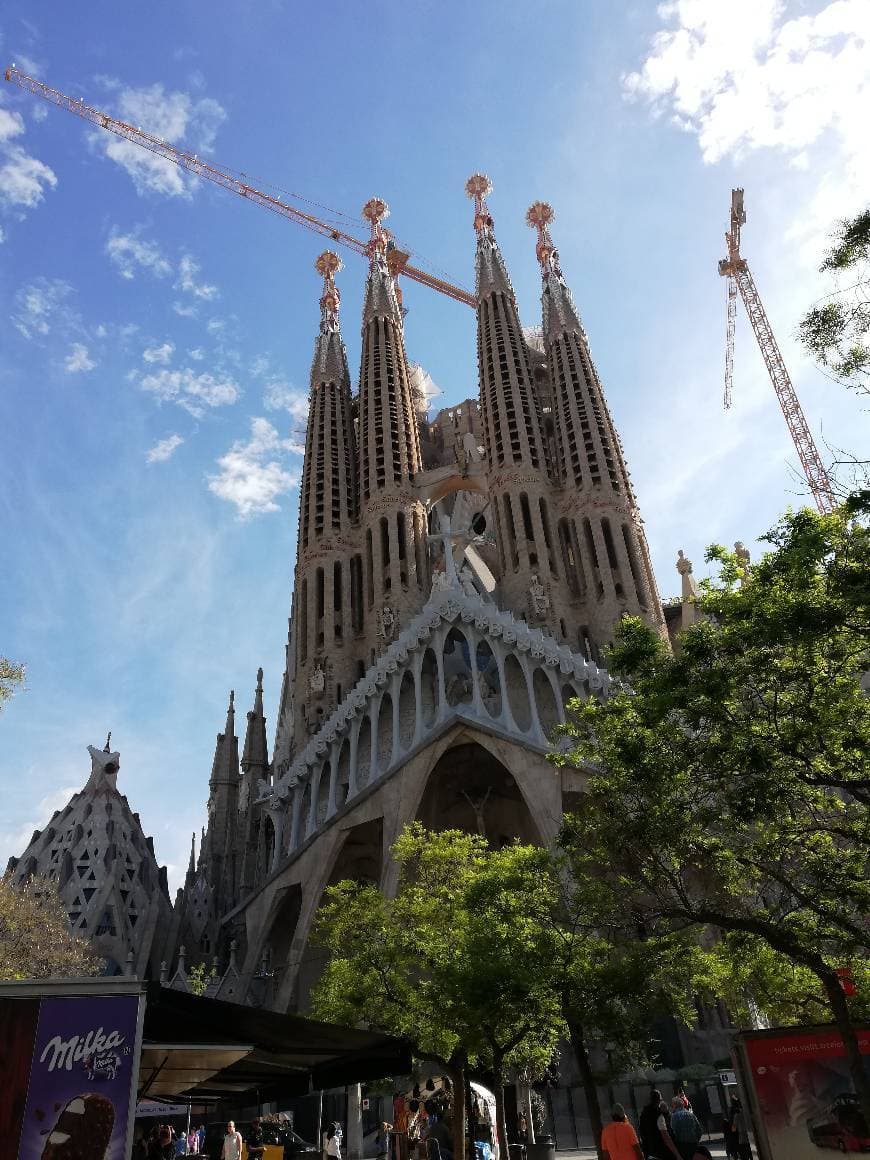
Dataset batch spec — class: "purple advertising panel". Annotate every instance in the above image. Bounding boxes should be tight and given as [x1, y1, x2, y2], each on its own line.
[17, 994, 142, 1160]
[742, 1026, 870, 1160]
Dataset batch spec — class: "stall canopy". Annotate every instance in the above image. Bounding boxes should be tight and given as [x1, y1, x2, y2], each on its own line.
[139, 983, 412, 1102]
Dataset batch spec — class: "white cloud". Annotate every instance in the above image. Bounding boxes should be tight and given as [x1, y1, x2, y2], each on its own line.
[64, 343, 96, 373]
[176, 254, 218, 300]
[139, 366, 239, 417]
[208, 417, 300, 518]
[0, 225, 5, 244]
[106, 228, 172, 280]
[188, 347, 205, 361]
[0, 102, 57, 211]
[93, 84, 226, 198]
[0, 786, 80, 860]
[262, 379, 309, 422]
[12, 278, 74, 339]
[146, 434, 184, 463]
[173, 301, 197, 318]
[624, 0, 870, 254]
[143, 341, 175, 365]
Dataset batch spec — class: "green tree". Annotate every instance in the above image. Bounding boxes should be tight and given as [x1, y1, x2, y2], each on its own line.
[0, 657, 25, 712]
[0, 875, 101, 979]
[187, 961, 217, 996]
[554, 498, 870, 1125]
[311, 825, 563, 1160]
[468, 843, 701, 1160]
[800, 209, 870, 395]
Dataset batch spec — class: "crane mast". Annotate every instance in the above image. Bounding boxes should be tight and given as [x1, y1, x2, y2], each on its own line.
[718, 189, 835, 515]
[4, 65, 478, 309]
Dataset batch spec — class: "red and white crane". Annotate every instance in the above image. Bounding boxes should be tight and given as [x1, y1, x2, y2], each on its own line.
[4, 65, 477, 309]
[719, 188, 835, 514]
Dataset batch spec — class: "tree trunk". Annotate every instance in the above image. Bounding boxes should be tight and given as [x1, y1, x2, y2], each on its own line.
[448, 1053, 468, 1160]
[567, 1020, 604, 1160]
[821, 968, 870, 1130]
[492, 1056, 509, 1160]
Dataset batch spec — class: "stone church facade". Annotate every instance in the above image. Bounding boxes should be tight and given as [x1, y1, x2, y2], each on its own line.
[6, 739, 173, 977]
[173, 177, 677, 1012]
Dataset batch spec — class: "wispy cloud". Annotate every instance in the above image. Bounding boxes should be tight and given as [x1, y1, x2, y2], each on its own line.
[12, 278, 74, 339]
[262, 379, 309, 422]
[64, 343, 96, 373]
[624, 0, 870, 256]
[1, 785, 80, 862]
[146, 433, 184, 463]
[139, 366, 239, 417]
[208, 416, 300, 518]
[143, 341, 175, 365]
[93, 83, 226, 198]
[0, 103, 57, 213]
[176, 254, 218, 300]
[106, 228, 172, 280]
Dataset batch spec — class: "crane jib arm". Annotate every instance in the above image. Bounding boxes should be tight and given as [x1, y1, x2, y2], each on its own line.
[4, 66, 478, 310]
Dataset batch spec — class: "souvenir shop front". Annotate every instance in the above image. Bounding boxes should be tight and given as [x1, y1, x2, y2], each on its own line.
[386, 1078, 499, 1160]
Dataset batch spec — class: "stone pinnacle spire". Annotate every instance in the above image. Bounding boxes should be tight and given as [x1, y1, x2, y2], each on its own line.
[209, 690, 239, 789]
[525, 199, 665, 638]
[310, 250, 350, 384]
[466, 173, 516, 300]
[361, 197, 403, 325]
[358, 194, 422, 503]
[242, 666, 269, 775]
[526, 200, 583, 338]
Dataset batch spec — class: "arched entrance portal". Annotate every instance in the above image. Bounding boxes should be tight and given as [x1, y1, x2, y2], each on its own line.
[416, 743, 541, 847]
[294, 818, 383, 1012]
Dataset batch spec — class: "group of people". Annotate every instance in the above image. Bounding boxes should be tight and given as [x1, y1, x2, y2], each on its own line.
[133, 1122, 206, 1159]
[600, 1090, 721, 1160]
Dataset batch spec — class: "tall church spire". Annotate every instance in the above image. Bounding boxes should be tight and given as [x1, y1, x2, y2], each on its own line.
[242, 667, 268, 776]
[467, 174, 554, 619]
[356, 196, 428, 655]
[526, 201, 665, 640]
[358, 197, 422, 501]
[284, 253, 364, 750]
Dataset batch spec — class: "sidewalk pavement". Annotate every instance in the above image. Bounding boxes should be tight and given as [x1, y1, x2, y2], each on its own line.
[554, 1138, 730, 1159]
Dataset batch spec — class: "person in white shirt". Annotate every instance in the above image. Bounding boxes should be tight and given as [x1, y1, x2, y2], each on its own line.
[221, 1121, 243, 1160]
[324, 1122, 342, 1160]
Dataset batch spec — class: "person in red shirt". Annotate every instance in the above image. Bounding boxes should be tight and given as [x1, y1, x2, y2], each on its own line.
[600, 1105, 643, 1160]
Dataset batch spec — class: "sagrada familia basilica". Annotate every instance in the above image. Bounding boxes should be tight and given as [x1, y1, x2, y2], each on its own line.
[9, 178, 705, 1015]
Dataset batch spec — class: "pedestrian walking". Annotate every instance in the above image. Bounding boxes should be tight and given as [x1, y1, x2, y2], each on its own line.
[638, 1089, 680, 1160]
[668, 1097, 703, 1160]
[599, 1104, 643, 1160]
[220, 1120, 243, 1160]
[247, 1118, 266, 1160]
[325, 1121, 342, 1160]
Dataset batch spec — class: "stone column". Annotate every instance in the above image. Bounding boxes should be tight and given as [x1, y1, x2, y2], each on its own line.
[346, 1084, 363, 1160]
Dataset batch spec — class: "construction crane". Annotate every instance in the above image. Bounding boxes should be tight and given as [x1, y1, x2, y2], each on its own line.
[4, 65, 477, 310]
[718, 188, 835, 514]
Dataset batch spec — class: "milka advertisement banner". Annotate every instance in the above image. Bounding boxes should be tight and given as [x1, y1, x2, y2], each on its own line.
[9, 993, 141, 1160]
[744, 1027, 870, 1160]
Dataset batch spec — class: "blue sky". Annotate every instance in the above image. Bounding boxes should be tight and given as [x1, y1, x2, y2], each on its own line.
[1, 0, 868, 890]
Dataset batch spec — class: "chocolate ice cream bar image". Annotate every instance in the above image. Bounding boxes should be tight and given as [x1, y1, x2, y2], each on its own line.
[41, 1093, 115, 1160]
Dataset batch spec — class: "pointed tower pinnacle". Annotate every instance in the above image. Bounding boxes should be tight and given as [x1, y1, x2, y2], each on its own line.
[526, 201, 583, 338]
[466, 173, 514, 300]
[526, 199, 666, 639]
[361, 197, 403, 325]
[283, 250, 363, 752]
[209, 690, 239, 789]
[242, 666, 269, 776]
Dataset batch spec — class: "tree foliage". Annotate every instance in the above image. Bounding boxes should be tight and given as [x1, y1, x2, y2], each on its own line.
[0, 875, 101, 980]
[0, 657, 25, 713]
[800, 208, 870, 394]
[466, 843, 702, 1158]
[311, 826, 562, 1160]
[553, 498, 870, 1123]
